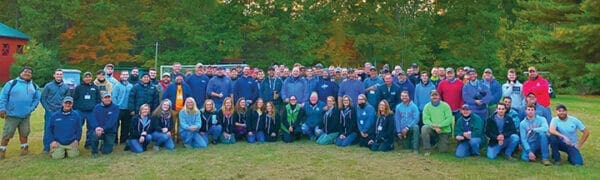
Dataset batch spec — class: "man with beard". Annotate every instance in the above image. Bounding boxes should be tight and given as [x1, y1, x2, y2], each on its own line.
[206, 67, 233, 110]
[549, 104, 589, 166]
[128, 67, 140, 84]
[185, 63, 209, 109]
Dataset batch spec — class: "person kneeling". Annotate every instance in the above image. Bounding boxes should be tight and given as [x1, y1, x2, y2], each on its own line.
[486, 103, 519, 160]
[368, 100, 395, 152]
[454, 104, 483, 158]
[150, 99, 176, 150]
[127, 104, 153, 153]
[179, 98, 207, 148]
[90, 92, 119, 158]
[48, 97, 82, 159]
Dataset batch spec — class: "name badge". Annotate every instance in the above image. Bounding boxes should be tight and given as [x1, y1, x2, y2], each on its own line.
[84, 95, 91, 100]
[360, 120, 364, 125]
[391, 92, 396, 95]
[370, 90, 375, 94]
[378, 126, 383, 131]
[362, 112, 366, 116]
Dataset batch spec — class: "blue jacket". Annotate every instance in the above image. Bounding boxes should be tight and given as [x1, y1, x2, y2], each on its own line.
[315, 78, 338, 103]
[364, 76, 384, 107]
[259, 77, 283, 103]
[48, 110, 82, 145]
[91, 102, 120, 133]
[73, 82, 100, 112]
[356, 104, 376, 133]
[414, 81, 436, 111]
[163, 82, 192, 110]
[305, 77, 320, 94]
[519, 115, 549, 152]
[185, 73, 209, 108]
[338, 78, 365, 102]
[303, 101, 325, 127]
[395, 79, 415, 101]
[41, 80, 69, 112]
[128, 82, 160, 113]
[0, 78, 40, 118]
[206, 76, 233, 109]
[233, 75, 259, 103]
[394, 101, 420, 133]
[179, 110, 202, 132]
[519, 103, 552, 125]
[483, 78, 502, 105]
[282, 76, 309, 104]
[376, 84, 401, 109]
[462, 80, 492, 115]
[112, 81, 133, 110]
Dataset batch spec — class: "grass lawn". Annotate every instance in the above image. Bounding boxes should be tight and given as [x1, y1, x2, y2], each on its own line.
[0, 95, 598, 179]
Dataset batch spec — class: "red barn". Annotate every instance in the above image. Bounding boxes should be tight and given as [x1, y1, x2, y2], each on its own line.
[0, 23, 30, 82]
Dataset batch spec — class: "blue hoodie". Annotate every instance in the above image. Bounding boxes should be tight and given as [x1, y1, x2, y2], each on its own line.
[395, 78, 415, 100]
[414, 81, 436, 111]
[41, 80, 69, 112]
[233, 75, 259, 103]
[305, 76, 320, 94]
[206, 75, 233, 109]
[394, 101, 420, 133]
[303, 101, 325, 127]
[315, 78, 338, 103]
[179, 110, 202, 132]
[112, 81, 133, 110]
[364, 76, 384, 107]
[356, 104, 375, 134]
[282, 76, 309, 104]
[338, 78, 365, 102]
[48, 109, 82, 145]
[462, 79, 492, 117]
[0, 78, 40, 118]
[185, 73, 210, 108]
[91, 102, 120, 133]
[483, 78, 502, 105]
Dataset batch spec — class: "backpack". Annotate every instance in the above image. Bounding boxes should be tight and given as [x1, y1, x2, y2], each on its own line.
[6, 79, 39, 103]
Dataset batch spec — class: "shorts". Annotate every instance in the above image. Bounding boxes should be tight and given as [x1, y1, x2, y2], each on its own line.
[2, 116, 31, 139]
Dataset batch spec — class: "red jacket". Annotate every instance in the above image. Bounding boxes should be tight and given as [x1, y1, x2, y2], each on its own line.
[437, 78, 464, 111]
[523, 76, 550, 107]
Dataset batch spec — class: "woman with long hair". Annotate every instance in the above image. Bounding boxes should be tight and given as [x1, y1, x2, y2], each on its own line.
[179, 97, 207, 148]
[368, 100, 396, 152]
[247, 98, 266, 143]
[234, 97, 249, 141]
[149, 99, 175, 150]
[200, 99, 222, 145]
[264, 101, 280, 142]
[316, 96, 340, 145]
[127, 104, 153, 153]
[335, 95, 358, 147]
[219, 97, 236, 144]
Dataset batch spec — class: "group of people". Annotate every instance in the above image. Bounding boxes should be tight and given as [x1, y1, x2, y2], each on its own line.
[0, 62, 589, 166]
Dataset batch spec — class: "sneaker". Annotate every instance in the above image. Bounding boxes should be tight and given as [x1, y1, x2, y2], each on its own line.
[553, 161, 562, 166]
[542, 160, 552, 166]
[91, 153, 98, 159]
[504, 155, 516, 161]
[20, 146, 29, 156]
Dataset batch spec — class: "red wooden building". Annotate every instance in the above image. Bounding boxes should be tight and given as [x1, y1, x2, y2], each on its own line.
[0, 23, 30, 82]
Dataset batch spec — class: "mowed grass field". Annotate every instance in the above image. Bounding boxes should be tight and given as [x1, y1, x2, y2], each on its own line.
[0, 95, 598, 179]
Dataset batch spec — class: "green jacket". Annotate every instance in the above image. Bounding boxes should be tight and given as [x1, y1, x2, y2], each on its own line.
[422, 101, 454, 133]
[454, 114, 484, 139]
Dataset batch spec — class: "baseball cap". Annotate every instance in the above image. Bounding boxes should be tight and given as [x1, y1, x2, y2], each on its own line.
[484, 68, 493, 74]
[411, 62, 418, 67]
[102, 92, 111, 98]
[347, 68, 355, 73]
[430, 90, 439, 96]
[315, 63, 323, 68]
[162, 73, 171, 77]
[446, 67, 455, 73]
[63, 96, 74, 103]
[83, 72, 93, 77]
[105, 64, 114, 68]
[461, 104, 471, 110]
[555, 104, 567, 111]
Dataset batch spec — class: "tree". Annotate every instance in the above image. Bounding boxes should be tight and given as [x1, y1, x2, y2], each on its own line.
[10, 40, 61, 85]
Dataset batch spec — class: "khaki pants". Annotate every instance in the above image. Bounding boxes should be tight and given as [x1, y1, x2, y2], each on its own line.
[51, 144, 79, 159]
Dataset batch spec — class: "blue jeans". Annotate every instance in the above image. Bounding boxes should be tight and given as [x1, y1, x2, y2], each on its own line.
[549, 135, 583, 165]
[220, 133, 236, 144]
[487, 134, 519, 159]
[247, 131, 265, 143]
[370, 141, 394, 152]
[301, 123, 317, 140]
[43, 110, 56, 152]
[398, 125, 420, 151]
[455, 137, 482, 158]
[201, 125, 222, 143]
[77, 110, 94, 147]
[180, 130, 207, 148]
[126, 135, 152, 153]
[151, 132, 175, 150]
[90, 132, 116, 154]
[335, 132, 357, 147]
[520, 133, 549, 161]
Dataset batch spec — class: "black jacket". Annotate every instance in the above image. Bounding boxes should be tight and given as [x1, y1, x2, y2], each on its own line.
[486, 112, 518, 146]
[370, 114, 395, 143]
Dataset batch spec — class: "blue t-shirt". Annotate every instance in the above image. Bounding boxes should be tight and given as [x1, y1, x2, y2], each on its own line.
[494, 115, 504, 133]
[550, 116, 585, 145]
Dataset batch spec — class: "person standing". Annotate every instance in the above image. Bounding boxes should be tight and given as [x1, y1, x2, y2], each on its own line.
[337, 69, 365, 106]
[549, 104, 589, 166]
[41, 69, 69, 153]
[94, 70, 113, 95]
[185, 63, 209, 109]
[376, 74, 400, 110]
[462, 69, 492, 120]
[364, 67, 383, 107]
[103, 64, 119, 85]
[73, 72, 100, 149]
[502, 69, 525, 113]
[414, 71, 436, 112]
[233, 66, 259, 105]
[163, 74, 192, 142]
[260, 66, 283, 110]
[128, 73, 160, 116]
[48, 97, 82, 159]
[112, 70, 133, 144]
[395, 70, 415, 101]
[523, 66, 550, 107]
[482, 68, 502, 116]
[314, 71, 338, 103]
[206, 67, 233, 110]
[90, 92, 119, 158]
[282, 67, 309, 105]
[436, 68, 464, 117]
[128, 67, 140, 84]
[0, 67, 40, 159]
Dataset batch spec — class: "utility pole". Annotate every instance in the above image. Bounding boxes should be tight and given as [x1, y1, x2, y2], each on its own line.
[154, 42, 158, 70]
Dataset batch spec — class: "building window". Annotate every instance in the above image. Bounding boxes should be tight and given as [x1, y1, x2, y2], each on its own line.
[17, 45, 24, 54]
[2, 44, 8, 56]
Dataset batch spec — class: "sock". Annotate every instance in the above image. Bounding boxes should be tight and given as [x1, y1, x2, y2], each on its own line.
[21, 143, 28, 148]
[0, 146, 6, 151]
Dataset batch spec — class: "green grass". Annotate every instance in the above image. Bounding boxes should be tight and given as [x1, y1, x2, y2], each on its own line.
[1, 95, 599, 179]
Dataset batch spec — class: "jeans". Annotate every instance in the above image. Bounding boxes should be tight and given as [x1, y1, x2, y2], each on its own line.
[370, 142, 394, 152]
[151, 132, 175, 150]
[335, 132, 357, 147]
[316, 132, 339, 145]
[455, 137, 482, 158]
[398, 125, 420, 151]
[247, 131, 265, 143]
[180, 130, 207, 148]
[486, 134, 519, 159]
[43, 110, 56, 152]
[549, 135, 583, 165]
[282, 128, 302, 143]
[220, 133, 237, 144]
[420, 125, 449, 152]
[126, 135, 153, 154]
[201, 125, 222, 143]
[90, 132, 116, 154]
[301, 123, 317, 140]
[520, 133, 549, 161]
[77, 110, 94, 147]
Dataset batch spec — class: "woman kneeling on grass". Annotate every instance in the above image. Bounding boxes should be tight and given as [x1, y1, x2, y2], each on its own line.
[149, 99, 175, 151]
[127, 104, 153, 153]
[368, 100, 395, 152]
[200, 99, 222, 145]
[247, 98, 266, 143]
[315, 96, 340, 145]
[219, 97, 237, 144]
[335, 95, 358, 147]
[179, 97, 207, 148]
[264, 101, 280, 142]
[234, 98, 249, 141]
